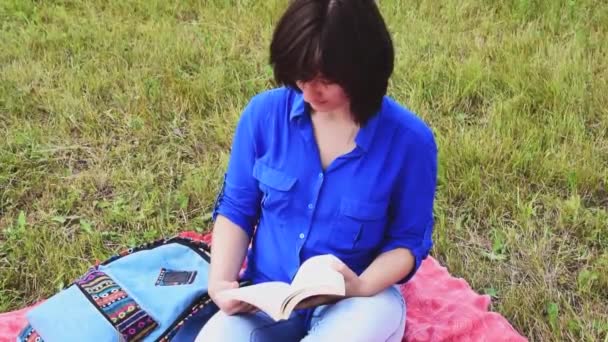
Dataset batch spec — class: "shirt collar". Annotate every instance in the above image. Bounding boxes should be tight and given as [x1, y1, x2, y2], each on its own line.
[290, 90, 382, 153]
[354, 108, 381, 152]
[289, 91, 307, 121]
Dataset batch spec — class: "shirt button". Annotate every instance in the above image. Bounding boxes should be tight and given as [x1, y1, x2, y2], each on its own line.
[307, 203, 314, 210]
[318, 173, 324, 179]
[299, 233, 305, 239]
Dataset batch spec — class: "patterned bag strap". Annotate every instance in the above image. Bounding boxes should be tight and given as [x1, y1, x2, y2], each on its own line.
[17, 324, 44, 342]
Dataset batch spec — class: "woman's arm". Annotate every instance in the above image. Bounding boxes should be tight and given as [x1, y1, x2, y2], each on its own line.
[207, 215, 258, 315]
[297, 248, 414, 308]
[374, 128, 438, 285]
[336, 127, 438, 298]
[326, 248, 414, 298]
[207, 95, 265, 314]
[356, 248, 414, 296]
[208, 215, 250, 286]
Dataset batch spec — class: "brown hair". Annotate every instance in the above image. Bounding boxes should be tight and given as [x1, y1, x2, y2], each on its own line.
[270, 0, 394, 125]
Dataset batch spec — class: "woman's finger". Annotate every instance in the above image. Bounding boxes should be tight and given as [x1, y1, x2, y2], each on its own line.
[223, 300, 247, 315]
[243, 303, 259, 313]
[231, 301, 258, 315]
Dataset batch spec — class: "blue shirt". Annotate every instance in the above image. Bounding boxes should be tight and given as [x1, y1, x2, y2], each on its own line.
[213, 87, 437, 286]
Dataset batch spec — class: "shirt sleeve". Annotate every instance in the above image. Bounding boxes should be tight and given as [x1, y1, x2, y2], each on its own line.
[211, 97, 263, 239]
[380, 132, 438, 284]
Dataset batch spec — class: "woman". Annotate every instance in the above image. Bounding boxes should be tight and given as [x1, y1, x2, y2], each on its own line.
[196, 0, 437, 340]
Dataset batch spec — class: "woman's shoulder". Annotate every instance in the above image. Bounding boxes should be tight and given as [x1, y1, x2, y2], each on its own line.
[247, 86, 296, 110]
[242, 87, 296, 122]
[380, 96, 436, 147]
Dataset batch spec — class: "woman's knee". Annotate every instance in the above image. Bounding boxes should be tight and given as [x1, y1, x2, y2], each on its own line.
[195, 311, 258, 342]
[195, 310, 307, 342]
[304, 285, 406, 341]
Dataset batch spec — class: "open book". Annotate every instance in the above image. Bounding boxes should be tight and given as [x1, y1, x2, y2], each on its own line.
[217, 254, 346, 321]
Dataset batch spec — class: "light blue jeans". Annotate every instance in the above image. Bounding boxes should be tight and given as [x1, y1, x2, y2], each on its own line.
[195, 285, 406, 342]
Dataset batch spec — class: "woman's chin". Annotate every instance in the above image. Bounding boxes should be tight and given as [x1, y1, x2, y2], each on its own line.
[309, 101, 331, 112]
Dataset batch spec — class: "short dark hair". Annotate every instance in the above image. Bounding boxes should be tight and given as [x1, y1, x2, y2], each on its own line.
[270, 0, 394, 125]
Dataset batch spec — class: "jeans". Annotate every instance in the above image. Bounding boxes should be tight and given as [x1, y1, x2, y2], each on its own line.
[194, 285, 406, 342]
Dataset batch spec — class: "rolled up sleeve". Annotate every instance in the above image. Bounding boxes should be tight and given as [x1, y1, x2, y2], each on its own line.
[212, 98, 263, 239]
[380, 133, 438, 283]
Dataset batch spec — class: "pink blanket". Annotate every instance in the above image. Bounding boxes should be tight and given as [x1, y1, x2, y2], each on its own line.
[0, 232, 527, 342]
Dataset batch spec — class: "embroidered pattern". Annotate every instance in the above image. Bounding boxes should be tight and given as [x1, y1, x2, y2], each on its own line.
[155, 268, 197, 286]
[76, 269, 158, 341]
[17, 324, 44, 342]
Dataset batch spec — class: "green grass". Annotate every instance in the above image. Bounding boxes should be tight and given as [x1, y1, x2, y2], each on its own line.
[1, 0, 606, 340]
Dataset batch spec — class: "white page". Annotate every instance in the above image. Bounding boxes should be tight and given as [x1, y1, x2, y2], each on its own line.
[217, 282, 292, 320]
[291, 255, 345, 295]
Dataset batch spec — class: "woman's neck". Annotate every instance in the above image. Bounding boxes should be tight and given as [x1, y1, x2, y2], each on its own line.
[311, 105, 354, 125]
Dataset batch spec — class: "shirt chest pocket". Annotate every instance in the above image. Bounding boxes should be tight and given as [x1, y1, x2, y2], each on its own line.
[252, 160, 297, 221]
[331, 198, 388, 252]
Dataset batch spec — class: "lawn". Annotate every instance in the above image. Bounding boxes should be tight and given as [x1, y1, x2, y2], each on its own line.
[1, 0, 607, 341]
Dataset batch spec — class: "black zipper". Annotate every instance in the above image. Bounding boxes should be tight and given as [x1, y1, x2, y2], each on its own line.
[154, 279, 252, 341]
[174, 239, 211, 263]
[153, 294, 213, 342]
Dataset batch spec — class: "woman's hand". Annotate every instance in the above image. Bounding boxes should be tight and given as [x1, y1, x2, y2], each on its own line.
[296, 259, 370, 309]
[332, 259, 369, 298]
[209, 280, 258, 315]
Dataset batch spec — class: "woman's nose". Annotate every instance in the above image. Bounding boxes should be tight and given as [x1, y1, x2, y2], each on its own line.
[300, 80, 322, 96]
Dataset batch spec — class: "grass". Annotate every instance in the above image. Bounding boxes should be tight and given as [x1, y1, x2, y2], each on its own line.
[0, 0, 606, 340]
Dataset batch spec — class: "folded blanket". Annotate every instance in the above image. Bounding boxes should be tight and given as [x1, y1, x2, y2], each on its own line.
[0, 231, 527, 342]
[399, 256, 526, 341]
[0, 306, 36, 342]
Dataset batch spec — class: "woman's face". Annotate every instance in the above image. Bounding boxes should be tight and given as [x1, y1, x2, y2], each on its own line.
[296, 78, 350, 114]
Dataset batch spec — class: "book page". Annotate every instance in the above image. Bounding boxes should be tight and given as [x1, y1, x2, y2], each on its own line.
[291, 254, 346, 295]
[217, 281, 292, 321]
[280, 285, 343, 319]
[216, 255, 347, 321]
